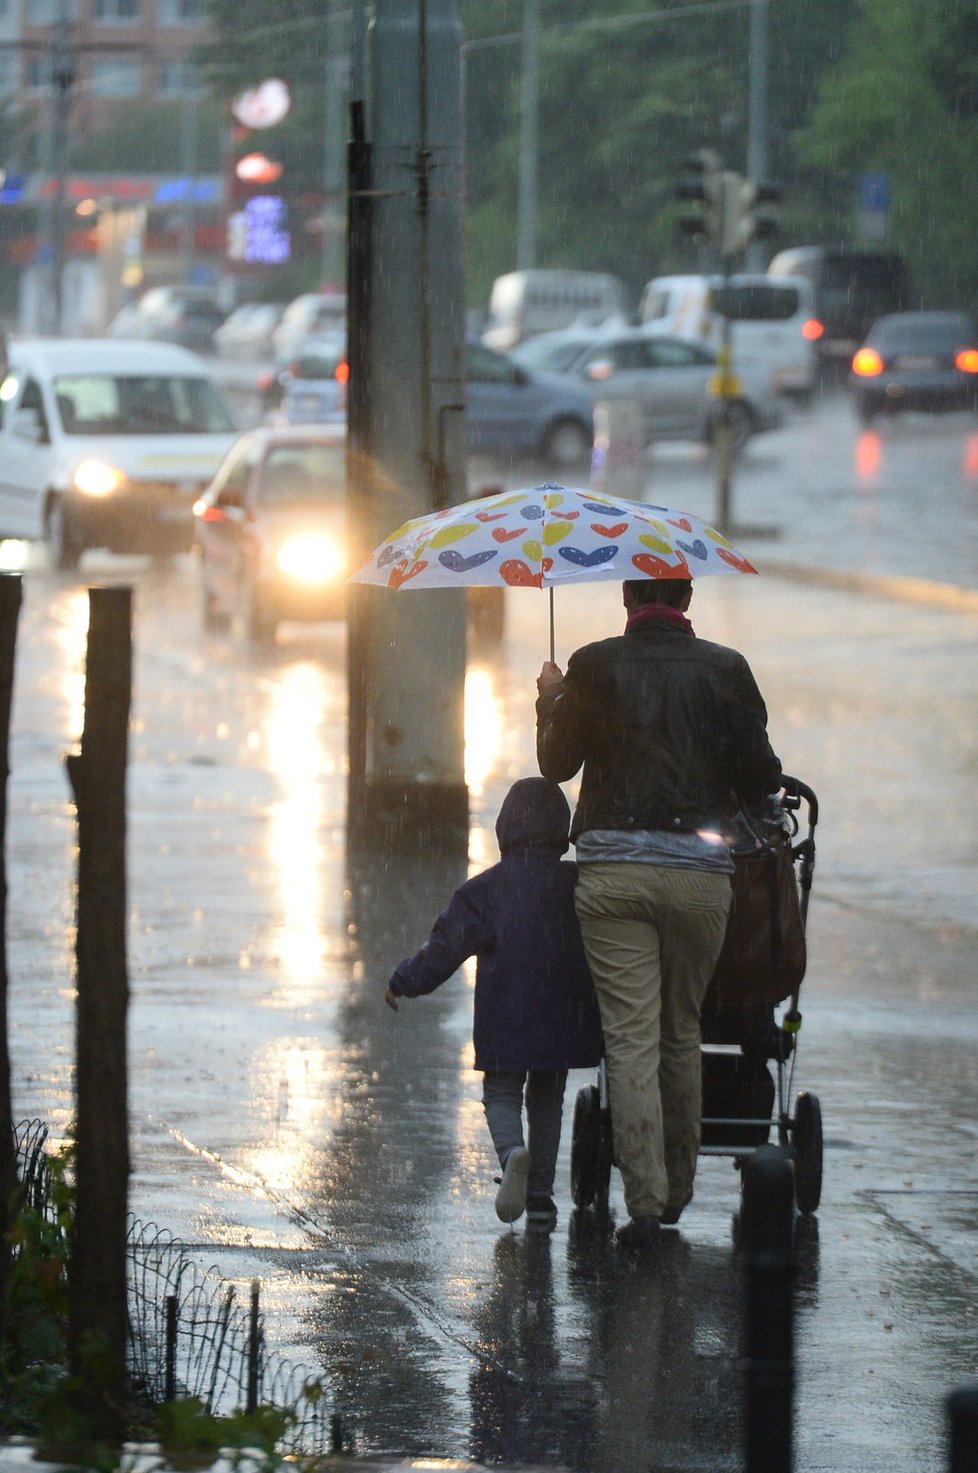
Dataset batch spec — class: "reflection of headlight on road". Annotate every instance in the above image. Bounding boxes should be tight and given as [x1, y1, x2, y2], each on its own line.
[276, 533, 344, 583]
[74, 460, 126, 497]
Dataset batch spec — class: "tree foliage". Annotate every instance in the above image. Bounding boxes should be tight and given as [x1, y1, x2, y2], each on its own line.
[197, 0, 978, 312]
[798, 0, 978, 306]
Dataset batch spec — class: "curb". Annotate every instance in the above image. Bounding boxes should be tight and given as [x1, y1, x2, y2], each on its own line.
[755, 558, 978, 614]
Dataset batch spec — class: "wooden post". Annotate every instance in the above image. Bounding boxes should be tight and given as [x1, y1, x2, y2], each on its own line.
[65, 585, 132, 1441]
[0, 574, 23, 1337]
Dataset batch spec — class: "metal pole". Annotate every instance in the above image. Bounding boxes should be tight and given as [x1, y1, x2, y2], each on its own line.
[745, 0, 769, 272]
[516, 0, 539, 270]
[50, 0, 74, 334]
[321, 0, 347, 288]
[179, 77, 199, 286]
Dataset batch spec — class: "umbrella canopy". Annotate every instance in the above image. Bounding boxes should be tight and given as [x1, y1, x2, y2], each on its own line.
[348, 482, 757, 591]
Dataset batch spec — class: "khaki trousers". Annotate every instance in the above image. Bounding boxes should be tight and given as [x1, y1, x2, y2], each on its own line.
[574, 863, 732, 1219]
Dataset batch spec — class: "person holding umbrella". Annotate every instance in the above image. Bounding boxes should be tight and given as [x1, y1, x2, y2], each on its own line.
[536, 576, 781, 1252]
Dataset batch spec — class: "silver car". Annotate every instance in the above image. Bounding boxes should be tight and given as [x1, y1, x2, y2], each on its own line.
[512, 327, 784, 448]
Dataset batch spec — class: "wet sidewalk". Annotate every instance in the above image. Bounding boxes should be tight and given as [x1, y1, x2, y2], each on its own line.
[5, 496, 978, 1469]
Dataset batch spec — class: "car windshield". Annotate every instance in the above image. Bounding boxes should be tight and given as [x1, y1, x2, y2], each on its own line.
[260, 443, 346, 505]
[872, 317, 975, 350]
[52, 373, 236, 435]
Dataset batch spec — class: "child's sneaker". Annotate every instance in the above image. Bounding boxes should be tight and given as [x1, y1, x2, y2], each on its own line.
[525, 1194, 558, 1233]
[495, 1146, 530, 1223]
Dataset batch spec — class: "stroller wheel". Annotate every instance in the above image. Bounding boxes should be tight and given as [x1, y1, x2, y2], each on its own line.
[792, 1090, 823, 1215]
[571, 1084, 612, 1209]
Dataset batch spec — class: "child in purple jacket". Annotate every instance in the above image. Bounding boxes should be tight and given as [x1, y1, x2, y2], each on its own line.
[385, 778, 603, 1233]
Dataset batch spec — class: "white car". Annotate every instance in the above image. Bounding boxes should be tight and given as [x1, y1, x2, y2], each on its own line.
[0, 339, 239, 568]
[270, 293, 347, 365]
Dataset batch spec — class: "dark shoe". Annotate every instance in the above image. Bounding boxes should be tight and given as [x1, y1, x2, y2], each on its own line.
[615, 1215, 661, 1252]
[661, 1190, 693, 1227]
[495, 1146, 530, 1223]
[526, 1194, 558, 1233]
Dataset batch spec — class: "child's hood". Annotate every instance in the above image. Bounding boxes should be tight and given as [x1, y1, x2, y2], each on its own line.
[495, 777, 570, 857]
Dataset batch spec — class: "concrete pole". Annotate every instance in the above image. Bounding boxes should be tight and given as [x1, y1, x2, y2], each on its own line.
[354, 0, 468, 853]
[516, 0, 539, 270]
[745, 0, 768, 273]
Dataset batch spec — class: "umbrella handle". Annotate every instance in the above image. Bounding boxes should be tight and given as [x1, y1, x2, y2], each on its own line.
[549, 586, 555, 665]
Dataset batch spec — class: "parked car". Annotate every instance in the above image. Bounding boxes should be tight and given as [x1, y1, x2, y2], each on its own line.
[153, 297, 227, 353]
[0, 339, 239, 567]
[768, 246, 909, 369]
[193, 423, 348, 644]
[512, 327, 783, 448]
[638, 273, 818, 401]
[849, 311, 978, 426]
[213, 302, 286, 360]
[109, 286, 226, 351]
[270, 293, 347, 364]
[273, 338, 594, 465]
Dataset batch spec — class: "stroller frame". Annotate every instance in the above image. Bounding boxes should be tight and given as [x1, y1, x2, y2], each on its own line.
[570, 775, 822, 1218]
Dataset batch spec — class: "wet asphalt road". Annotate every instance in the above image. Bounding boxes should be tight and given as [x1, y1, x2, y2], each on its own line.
[6, 392, 978, 1471]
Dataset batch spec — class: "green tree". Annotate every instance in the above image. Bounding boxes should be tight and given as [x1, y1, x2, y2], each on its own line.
[798, 0, 978, 308]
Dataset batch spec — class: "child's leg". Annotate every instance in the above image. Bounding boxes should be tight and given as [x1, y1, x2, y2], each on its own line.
[525, 1069, 568, 1198]
[482, 1071, 527, 1168]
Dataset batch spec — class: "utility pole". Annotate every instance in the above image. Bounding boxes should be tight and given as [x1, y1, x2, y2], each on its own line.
[745, 0, 769, 273]
[347, 0, 468, 854]
[321, 0, 347, 288]
[49, 0, 74, 334]
[516, 0, 539, 269]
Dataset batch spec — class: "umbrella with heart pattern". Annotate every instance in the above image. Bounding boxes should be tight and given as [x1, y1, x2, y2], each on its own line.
[348, 482, 757, 656]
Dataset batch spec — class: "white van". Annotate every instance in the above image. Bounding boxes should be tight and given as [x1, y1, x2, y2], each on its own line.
[639, 273, 818, 400]
[0, 338, 239, 568]
[482, 269, 626, 352]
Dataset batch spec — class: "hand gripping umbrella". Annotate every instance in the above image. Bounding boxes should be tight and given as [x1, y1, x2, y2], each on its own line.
[348, 482, 758, 660]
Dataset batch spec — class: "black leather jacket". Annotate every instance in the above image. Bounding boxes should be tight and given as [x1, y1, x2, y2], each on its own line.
[536, 620, 781, 842]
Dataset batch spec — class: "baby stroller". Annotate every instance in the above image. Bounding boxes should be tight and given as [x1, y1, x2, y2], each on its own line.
[570, 775, 821, 1218]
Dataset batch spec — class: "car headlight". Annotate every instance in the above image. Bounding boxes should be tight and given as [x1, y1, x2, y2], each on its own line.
[74, 459, 126, 497]
[275, 533, 344, 584]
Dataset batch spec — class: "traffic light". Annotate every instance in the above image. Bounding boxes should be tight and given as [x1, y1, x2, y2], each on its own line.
[721, 176, 782, 255]
[675, 149, 723, 246]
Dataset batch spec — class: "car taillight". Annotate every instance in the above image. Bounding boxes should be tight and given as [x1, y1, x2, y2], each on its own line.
[852, 347, 884, 377]
[335, 360, 350, 385]
[802, 318, 824, 342]
[955, 348, 978, 373]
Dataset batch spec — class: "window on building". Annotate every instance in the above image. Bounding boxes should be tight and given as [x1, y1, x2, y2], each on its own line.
[157, 0, 206, 23]
[158, 60, 202, 96]
[0, 53, 17, 96]
[27, 0, 79, 21]
[90, 58, 142, 97]
[27, 55, 54, 91]
[94, 0, 141, 20]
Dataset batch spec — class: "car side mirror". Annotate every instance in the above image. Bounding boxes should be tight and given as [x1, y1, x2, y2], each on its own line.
[11, 407, 47, 443]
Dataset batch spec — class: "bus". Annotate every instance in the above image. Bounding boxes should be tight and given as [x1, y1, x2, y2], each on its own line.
[766, 246, 909, 367]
